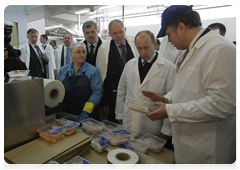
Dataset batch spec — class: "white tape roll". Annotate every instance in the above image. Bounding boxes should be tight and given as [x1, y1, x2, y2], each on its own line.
[107, 149, 139, 164]
[43, 79, 65, 107]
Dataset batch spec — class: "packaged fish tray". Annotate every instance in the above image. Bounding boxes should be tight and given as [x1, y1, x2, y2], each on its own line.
[63, 156, 91, 164]
[55, 118, 80, 135]
[128, 97, 157, 113]
[81, 118, 104, 133]
[89, 133, 109, 153]
[101, 120, 121, 131]
[121, 139, 148, 153]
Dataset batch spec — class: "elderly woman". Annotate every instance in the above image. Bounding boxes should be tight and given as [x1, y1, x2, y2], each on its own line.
[56, 42, 103, 122]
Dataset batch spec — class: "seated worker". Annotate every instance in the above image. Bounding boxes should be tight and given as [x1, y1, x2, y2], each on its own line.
[56, 42, 103, 122]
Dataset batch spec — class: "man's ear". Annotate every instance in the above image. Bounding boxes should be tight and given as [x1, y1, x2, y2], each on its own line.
[178, 22, 187, 34]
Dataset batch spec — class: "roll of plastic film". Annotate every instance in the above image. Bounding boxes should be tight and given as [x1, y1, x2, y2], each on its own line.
[107, 149, 139, 164]
[43, 79, 65, 107]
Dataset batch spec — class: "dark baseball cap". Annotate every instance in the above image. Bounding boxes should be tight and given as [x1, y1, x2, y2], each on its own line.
[156, 5, 193, 38]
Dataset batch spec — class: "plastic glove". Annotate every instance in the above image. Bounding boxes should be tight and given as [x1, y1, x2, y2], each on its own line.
[75, 111, 89, 123]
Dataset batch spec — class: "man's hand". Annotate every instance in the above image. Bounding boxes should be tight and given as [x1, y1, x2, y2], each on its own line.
[146, 102, 168, 121]
[4, 48, 8, 60]
[42, 53, 48, 61]
[102, 106, 110, 113]
[117, 119, 122, 124]
[142, 90, 169, 103]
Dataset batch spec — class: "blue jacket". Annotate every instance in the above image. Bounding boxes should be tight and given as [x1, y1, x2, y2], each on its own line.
[56, 62, 103, 106]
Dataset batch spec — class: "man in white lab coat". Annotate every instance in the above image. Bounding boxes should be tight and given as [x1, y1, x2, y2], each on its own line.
[96, 19, 139, 123]
[115, 30, 176, 145]
[40, 34, 56, 79]
[18, 28, 49, 78]
[143, 5, 236, 163]
[55, 33, 73, 74]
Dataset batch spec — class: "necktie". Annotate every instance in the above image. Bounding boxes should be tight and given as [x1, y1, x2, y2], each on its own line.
[66, 47, 70, 64]
[42, 45, 46, 50]
[90, 44, 94, 58]
[35, 45, 44, 73]
[119, 44, 127, 64]
[142, 60, 148, 67]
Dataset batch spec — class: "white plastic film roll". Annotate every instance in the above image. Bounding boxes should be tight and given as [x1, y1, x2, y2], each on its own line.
[107, 149, 139, 164]
[43, 79, 65, 107]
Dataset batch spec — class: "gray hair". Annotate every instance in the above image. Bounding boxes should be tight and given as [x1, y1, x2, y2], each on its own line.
[69, 42, 86, 53]
[108, 19, 125, 33]
[134, 30, 155, 45]
[82, 20, 98, 33]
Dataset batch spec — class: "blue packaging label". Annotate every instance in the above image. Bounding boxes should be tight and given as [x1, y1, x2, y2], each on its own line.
[112, 129, 131, 134]
[58, 165, 66, 169]
[101, 136, 109, 146]
[121, 144, 135, 151]
[81, 160, 97, 169]
[48, 128, 64, 135]
[64, 122, 77, 128]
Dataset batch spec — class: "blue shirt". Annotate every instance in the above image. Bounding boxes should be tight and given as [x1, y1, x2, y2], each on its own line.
[56, 62, 103, 106]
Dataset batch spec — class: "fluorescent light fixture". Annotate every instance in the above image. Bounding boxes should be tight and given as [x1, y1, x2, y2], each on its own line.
[99, 5, 119, 10]
[89, 14, 104, 18]
[75, 9, 90, 14]
[45, 25, 62, 29]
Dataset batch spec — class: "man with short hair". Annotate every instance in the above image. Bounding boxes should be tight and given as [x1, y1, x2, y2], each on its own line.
[18, 28, 48, 78]
[82, 21, 103, 67]
[97, 19, 139, 123]
[115, 30, 175, 150]
[40, 34, 56, 79]
[154, 39, 160, 51]
[55, 33, 73, 73]
[142, 5, 236, 163]
[208, 22, 226, 36]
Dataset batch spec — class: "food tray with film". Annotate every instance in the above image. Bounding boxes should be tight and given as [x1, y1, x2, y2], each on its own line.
[36, 124, 66, 143]
[115, 126, 139, 139]
[7, 70, 30, 79]
[127, 97, 157, 113]
[89, 133, 109, 153]
[105, 130, 133, 145]
[139, 133, 166, 153]
[81, 118, 104, 133]
[101, 120, 121, 131]
[121, 139, 149, 154]
[62, 156, 97, 169]
[38, 161, 67, 169]
[55, 118, 80, 135]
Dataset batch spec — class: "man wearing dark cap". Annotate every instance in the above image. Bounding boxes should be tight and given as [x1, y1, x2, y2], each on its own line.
[142, 5, 236, 164]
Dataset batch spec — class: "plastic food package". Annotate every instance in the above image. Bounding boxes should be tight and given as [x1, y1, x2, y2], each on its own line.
[97, 127, 110, 135]
[77, 127, 93, 136]
[37, 125, 66, 143]
[7, 70, 29, 79]
[139, 133, 166, 153]
[81, 118, 104, 133]
[89, 133, 109, 153]
[105, 131, 132, 145]
[121, 139, 149, 153]
[101, 120, 121, 131]
[117, 126, 139, 139]
[105, 145, 122, 153]
[128, 97, 157, 113]
[38, 161, 67, 169]
[55, 119, 80, 135]
[62, 156, 97, 169]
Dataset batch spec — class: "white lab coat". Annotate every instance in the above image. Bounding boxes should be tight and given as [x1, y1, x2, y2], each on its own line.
[96, 36, 139, 83]
[55, 44, 73, 74]
[18, 42, 46, 70]
[115, 53, 176, 136]
[44, 43, 56, 79]
[164, 29, 236, 163]
[159, 35, 185, 64]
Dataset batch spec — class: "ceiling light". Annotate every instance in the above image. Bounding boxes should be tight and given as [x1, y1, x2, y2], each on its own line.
[75, 9, 90, 14]
[89, 14, 104, 18]
[99, 5, 119, 10]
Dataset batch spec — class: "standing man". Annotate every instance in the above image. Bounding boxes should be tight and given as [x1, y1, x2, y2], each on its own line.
[18, 28, 48, 78]
[154, 39, 160, 51]
[115, 30, 176, 149]
[97, 19, 138, 123]
[82, 21, 103, 67]
[55, 33, 73, 74]
[143, 5, 236, 163]
[40, 34, 56, 79]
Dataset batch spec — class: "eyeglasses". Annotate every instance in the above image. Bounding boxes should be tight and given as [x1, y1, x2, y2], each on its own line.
[73, 51, 86, 55]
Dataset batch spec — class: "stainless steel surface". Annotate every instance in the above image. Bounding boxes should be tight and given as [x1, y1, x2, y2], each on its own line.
[4, 79, 46, 152]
